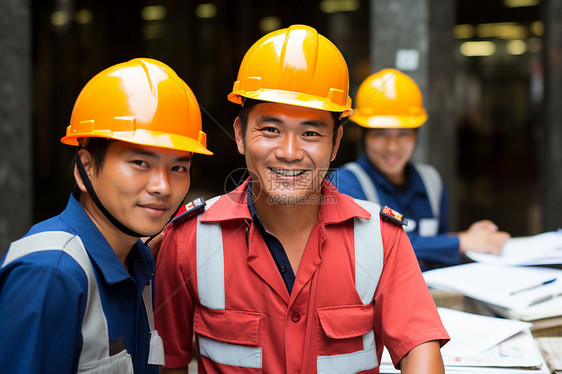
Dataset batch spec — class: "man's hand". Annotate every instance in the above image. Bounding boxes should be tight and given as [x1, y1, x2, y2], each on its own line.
[458, 219, 510, 255]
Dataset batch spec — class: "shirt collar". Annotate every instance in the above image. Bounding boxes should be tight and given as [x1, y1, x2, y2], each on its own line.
[200, 177, 371, 226]
[246, 180, 270, 236]
[247, 180, 260, 222]
[60, 193, 154, 286]
[199, 179, 252, 223]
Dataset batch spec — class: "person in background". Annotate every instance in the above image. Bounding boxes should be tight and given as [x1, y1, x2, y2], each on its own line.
[155, 25, 448, 374]
[0, 58, 212, 373]
[332, 68, 510, 270]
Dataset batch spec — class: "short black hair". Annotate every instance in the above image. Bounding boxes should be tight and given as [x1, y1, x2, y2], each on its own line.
[75, 137, 113, 173]
[236, 99, 342, 146]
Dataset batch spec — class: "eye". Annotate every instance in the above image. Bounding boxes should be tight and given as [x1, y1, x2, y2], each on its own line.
[263, 127, 279, 134]
[171, 165, 189, 173]
[303, 130, 320, 137]
[131, 160, 149, 167]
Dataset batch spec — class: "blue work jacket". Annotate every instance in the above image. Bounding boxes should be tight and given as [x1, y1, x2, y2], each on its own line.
[331, 154, 461, 270]
[0, 193, 158, 374]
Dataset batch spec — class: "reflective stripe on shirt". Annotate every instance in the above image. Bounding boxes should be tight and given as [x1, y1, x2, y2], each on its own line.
[412, 163, 442, 219]
[352, 199, 384, 304]
[342, 162, 380, 203]
[317, 330, 377, 374]
[199, 335, 263, 369]
[196, 197, 224, 310]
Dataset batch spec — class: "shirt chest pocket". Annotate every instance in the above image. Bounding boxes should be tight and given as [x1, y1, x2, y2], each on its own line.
[193, 306, 263, 370]
[315, 303, 378, 373]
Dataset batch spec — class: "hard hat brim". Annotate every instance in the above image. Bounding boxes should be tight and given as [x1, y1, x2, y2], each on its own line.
[61, 129, 213, 155]
[350, 113, 427, 129]
[228, 89, 353, 118]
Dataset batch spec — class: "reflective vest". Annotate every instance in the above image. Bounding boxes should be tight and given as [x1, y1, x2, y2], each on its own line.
[2, 231, 164, 373]
[194, 197, 384, 372]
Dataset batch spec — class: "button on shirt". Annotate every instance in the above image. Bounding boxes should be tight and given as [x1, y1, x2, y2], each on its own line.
[0, 193, 158, 374]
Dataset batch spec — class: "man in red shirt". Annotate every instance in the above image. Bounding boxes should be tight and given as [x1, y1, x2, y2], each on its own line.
[155, 25, 449, 373]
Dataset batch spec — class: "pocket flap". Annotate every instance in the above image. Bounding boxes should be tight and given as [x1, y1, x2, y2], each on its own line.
[317, 304, 374, 339]
[194, 305, 262, 346]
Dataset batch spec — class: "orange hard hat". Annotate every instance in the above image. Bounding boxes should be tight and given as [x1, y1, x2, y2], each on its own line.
[61, 58, 212, 155]
[351, 68, 427, 128]
[228, 25, 352, 118]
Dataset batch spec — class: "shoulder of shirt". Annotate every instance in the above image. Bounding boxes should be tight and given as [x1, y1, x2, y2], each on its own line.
[1, 247, 90, 292]
[170, 197, 207, 226]
[379, 205, 408, 227]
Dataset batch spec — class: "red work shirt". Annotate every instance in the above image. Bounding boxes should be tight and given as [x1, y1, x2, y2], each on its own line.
[155, 180, 449, 373]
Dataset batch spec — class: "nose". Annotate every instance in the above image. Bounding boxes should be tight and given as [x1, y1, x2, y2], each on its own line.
[147, 167, 171, 195]
[275, 133, 304, 162]
[385, 135, 401, 151]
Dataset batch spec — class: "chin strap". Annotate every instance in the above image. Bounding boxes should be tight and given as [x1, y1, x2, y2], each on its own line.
[76, 156, 145, 238]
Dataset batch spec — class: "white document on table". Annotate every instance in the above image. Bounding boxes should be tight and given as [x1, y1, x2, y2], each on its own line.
[438, 307, 532, 358]
[466, 230, 562, 266]
[444, 330, 545, 369]
[380, 322, 548, 373]
[423, 263, 562, 310]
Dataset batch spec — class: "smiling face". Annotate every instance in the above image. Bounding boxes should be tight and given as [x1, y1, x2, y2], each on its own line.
[234, 102, 342, 206]
[78, 141, 192, 237]
[364, 128, 417, 185]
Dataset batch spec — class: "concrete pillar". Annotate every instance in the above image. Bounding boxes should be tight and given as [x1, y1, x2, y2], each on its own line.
[0, 1, 31, 255]
[369, 0, 457, 226]
[542, 0, 562, 231]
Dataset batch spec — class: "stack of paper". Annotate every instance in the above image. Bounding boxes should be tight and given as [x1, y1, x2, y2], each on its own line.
[379, 308, 550, 374]
[504, 294, 562, 322]
[442, 231, 562, 322]
[465, 230, 562, 266]
[423, 263, 562, 311]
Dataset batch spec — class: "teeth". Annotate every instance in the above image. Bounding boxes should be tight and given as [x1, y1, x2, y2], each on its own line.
[271, 168, 305, 177]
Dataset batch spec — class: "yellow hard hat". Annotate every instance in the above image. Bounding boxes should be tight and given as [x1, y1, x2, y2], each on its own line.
[61, 58, 212, 155]
[351, 68, 427, 128]
[228, 25, 353, 118]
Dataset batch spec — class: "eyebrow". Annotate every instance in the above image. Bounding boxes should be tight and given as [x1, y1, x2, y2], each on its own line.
[256, 115, 329, 129]
[128, 147, 192, 162]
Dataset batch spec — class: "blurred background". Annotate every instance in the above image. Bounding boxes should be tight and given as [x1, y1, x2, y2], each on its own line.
[2, 0, 561, 254]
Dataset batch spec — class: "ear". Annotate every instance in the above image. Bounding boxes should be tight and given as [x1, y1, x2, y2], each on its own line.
[233, 117, 245, 155]
[330, 125, 344, 162]
[73, 149, 94, 193]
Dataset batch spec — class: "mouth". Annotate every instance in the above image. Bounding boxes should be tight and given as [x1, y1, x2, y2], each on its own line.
[138, 203, 170, 217]
[269, 167, 308, 177]
[383, 154, 403, 166]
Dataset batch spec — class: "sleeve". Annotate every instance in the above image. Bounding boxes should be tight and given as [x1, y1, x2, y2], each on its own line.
[374, 221, 450, 367]
[406, 233, 460, 266]
[329, 168, 369, 200]
[0, 253, 86, 374]
[154, 224, 196, 368]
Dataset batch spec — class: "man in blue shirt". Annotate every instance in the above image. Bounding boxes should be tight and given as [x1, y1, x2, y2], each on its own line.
[0, 58, 212, 373]
[332, 68, 510, 270]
